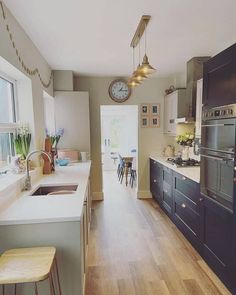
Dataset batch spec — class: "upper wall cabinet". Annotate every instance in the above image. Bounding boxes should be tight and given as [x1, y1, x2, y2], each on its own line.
[195, 79, 203, 138]
[203, 43, 236, 108]
[164, 89, 188, 136]
[54, 91, 91, 152]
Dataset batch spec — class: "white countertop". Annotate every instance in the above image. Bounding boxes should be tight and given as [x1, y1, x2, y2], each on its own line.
[150, 154, 200, 183]
[0, 162, 91, 225]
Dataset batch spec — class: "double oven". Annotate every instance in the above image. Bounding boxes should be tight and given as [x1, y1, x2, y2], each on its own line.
[201, 104, 236, 212]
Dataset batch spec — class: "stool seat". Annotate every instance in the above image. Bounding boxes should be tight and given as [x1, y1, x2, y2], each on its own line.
[0, 247, 56, 285]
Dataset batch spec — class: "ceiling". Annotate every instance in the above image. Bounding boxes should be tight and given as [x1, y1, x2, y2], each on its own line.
[4, 0, 236, 77]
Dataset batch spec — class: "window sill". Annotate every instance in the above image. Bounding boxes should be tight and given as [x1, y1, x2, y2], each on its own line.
[0, 168, 41, 194]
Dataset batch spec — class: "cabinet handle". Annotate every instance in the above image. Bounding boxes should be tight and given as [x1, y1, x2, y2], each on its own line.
[181, 203, 186, 208]
[182, 176, 186, 180]
[154, 179, 157, 183]
[164, 190, 168, 193]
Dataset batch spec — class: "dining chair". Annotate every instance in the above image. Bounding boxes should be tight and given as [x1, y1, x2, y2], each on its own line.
[130, 157, 137, 188]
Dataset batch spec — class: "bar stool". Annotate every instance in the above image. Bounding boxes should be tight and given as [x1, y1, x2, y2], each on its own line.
[0, 247, 62, 294]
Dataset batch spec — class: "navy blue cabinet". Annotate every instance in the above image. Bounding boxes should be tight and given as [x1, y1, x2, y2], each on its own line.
[203, 43, 236, 108]
[149, 158, 235, 293]
[150, 159, 163, 205]
[172, 171, 202, 252]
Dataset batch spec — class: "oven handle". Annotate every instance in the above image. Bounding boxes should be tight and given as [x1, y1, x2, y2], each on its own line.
[201, 154, 234, 161]
[202, 123, 235, 127]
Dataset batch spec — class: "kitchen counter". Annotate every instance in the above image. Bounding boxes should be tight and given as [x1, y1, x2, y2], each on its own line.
[0, 162, 91, 225]
[150, 155, 200, 183]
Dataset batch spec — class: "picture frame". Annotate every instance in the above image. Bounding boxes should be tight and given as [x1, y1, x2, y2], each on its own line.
[141, 116, 149, 128]
[141, 104, 150, 115]
[150, 116, 160, 127]
[150, 103, 160, 116]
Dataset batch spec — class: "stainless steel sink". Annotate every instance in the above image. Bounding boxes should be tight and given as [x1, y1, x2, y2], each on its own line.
[31, 185, 78, 196]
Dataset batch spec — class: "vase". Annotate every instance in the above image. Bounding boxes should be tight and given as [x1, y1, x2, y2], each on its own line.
[182, 146, 190, 161]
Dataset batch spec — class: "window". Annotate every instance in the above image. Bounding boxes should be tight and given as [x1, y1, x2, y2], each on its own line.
[0, 74, 17, 168]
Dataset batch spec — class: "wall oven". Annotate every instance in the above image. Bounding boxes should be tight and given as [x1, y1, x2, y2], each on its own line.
[201, 104, 236, 211]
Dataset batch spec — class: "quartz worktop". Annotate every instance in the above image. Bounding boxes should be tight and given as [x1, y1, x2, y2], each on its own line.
[0, 162, 91, 225]
[150, 155, 200, 183]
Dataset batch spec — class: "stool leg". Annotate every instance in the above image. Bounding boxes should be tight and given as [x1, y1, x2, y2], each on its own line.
[14, 284, 17, 295]
[34, 283, 39, 295]
[55, 258, 62, 295]
[49, 273, 55, 295]
[2, 285, 4, 295]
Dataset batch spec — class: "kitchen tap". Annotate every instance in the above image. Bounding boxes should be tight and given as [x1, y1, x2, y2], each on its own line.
[24, 150, 52, 191]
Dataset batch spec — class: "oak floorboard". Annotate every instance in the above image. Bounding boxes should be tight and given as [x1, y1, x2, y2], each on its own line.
[85, 171, 231, 295]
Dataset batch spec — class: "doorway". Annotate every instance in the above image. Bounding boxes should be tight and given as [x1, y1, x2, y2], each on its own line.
[100, 105, 138, 194]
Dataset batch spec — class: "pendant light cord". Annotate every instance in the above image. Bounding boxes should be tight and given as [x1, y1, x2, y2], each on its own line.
[144, 20, 147, 55]
[133, 46, 135, 71]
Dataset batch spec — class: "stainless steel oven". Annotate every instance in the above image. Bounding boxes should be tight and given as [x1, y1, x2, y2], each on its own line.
[200, 104, 236, 211]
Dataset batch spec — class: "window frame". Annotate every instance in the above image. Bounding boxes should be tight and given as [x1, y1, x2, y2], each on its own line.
[0, 72, 18, 169]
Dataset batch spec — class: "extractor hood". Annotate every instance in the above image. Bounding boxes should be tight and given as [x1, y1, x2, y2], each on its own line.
[175, 56, 210, 124]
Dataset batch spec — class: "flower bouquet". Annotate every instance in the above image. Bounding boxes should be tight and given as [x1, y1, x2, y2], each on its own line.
[176, 132, 195, 147]
[45, 128, 64, 148]
[14, 125, 31, 160]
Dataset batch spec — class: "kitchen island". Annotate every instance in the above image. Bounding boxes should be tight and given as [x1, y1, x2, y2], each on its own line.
[0, 162, 91, 295]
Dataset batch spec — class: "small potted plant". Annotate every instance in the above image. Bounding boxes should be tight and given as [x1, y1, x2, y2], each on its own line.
[13, 124, 31, 172]
[176, 132, 195, 160]
[14, 125, 31, 160]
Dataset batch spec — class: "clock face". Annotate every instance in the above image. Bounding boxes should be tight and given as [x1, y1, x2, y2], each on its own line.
[108, 79, 131, 103]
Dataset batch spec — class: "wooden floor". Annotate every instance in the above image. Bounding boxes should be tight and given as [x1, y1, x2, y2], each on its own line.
[85, 171, 231, 295]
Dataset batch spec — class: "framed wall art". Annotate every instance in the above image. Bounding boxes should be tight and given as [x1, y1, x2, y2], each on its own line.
[141, 104, 150, 115]
[150, 116, 160, 127]
[150, 103, 160, 116]
[141, 116, 149, 128]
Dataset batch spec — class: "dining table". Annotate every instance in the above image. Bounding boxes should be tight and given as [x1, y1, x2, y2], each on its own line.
[119, 153, 135, 186]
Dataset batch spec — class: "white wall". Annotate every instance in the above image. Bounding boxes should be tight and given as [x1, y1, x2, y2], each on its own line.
[0, 3, 53, 150]
[76, 76, 176, 200]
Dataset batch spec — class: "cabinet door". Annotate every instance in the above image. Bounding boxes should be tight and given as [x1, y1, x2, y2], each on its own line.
[200, 195, 234, 290]
[170, 92, 177, 135]
[150, 159, 163, 204]
[195, 79, 203, 138]
[173, 172, 201, 250]
[203, 44, 236, 108]
[164, 95, 171, 134]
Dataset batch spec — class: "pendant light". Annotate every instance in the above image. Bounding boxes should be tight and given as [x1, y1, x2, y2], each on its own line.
[128, 47, 142, 88]
[132, 36, 148, 81]
[136, 20, 156, 75]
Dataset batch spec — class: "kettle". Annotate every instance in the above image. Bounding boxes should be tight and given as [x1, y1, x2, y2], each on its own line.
[163, 145, 175, 157]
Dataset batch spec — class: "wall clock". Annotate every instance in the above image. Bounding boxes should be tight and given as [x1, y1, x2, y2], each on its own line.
[108, 79, 131, 103]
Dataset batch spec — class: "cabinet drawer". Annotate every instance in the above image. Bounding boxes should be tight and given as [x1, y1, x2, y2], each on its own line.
[174, 191, 200, 236]
[163, 166, 172, 184]
[173, 172, 200, 203]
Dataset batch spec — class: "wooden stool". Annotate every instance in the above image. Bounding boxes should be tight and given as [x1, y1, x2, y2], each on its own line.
[0, 247, 62, 294]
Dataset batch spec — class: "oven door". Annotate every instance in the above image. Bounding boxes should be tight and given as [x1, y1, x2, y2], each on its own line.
[201, 118, 235, 154]
[200, 150, 235, 211]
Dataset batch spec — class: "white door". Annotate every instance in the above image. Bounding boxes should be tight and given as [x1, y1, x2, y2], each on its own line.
[101, 115, 116, 171]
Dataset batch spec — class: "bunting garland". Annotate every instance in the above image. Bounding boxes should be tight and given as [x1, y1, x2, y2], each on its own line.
[0, 1, 53, 88]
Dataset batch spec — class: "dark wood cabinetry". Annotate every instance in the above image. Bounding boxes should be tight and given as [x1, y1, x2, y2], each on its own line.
[200, 195, 234, 291]
[162, 167, 173, 217]
[203, 43, 236, 108]
[150, 159, 163, 205]
[172, 172, 201, 251]
[150, 158, 235, 293]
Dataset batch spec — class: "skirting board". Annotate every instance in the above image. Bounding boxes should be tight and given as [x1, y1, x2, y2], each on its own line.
[138, 190, 152, 199]
[92, 191, 104, 201]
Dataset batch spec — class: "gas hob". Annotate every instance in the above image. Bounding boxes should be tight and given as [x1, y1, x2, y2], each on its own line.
[167, 157, 200, 168]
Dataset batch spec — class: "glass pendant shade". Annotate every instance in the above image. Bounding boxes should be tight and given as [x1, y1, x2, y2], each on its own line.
[137, 54, 156, 75]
